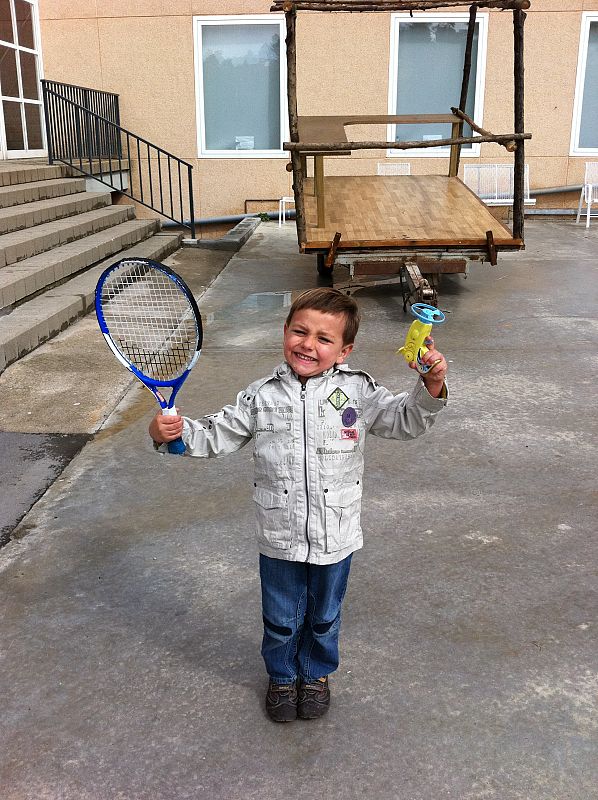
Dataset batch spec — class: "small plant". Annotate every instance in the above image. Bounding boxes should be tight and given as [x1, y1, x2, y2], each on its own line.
[257, 212, 270, 222]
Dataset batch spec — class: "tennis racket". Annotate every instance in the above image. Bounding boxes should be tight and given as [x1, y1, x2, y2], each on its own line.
[95, 257, 203, 455]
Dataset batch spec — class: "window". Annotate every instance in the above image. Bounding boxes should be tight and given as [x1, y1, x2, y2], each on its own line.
[194, 15, 287, 158]
[571, 13, 598, 155]
[388, 13, 488, 157]
[0, 0, 45, 156]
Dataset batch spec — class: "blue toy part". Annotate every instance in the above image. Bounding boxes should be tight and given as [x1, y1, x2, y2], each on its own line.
[410, 303, 446, 325]
[167, 439, 187, 455]
[415, 351, 438, 375]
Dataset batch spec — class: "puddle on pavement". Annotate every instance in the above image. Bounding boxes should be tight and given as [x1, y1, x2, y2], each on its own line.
[201, 290, 298, 325]
[94, 390, 154, 442]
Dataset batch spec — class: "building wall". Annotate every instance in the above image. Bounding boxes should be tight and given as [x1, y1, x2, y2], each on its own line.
[38, 1, 598, 219]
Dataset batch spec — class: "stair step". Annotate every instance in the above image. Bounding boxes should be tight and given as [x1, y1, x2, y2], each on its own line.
[0, 205, 136, 268]
[0, 177, 87, 209]
[0, 190, 112, 235]
[0, 233, 183, 373]
[0, 219, 160, 310]
[0, 162, 67, 187]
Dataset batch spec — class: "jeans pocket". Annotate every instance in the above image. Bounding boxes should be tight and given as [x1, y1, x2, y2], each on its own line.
[324, 484, 362, 553]
[254, 486, 292, 549]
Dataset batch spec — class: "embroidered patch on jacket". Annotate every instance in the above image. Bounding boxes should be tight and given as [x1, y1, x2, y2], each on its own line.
[327, 388, 349, 411]
[341, 428, 359, 440]
[342, 406, 357, 427]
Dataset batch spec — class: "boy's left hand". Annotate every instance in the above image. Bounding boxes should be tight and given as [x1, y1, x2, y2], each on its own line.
[409, 336, 448, 398]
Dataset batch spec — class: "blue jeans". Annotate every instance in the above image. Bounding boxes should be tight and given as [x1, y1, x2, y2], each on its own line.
[259, 553, 353, 684]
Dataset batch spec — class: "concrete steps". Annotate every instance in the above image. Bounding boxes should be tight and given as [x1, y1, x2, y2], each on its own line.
[0, 160, 183, 373]
[0, 176, 87, 208]
[0, 219, 161, 308]
[0, 189, 117, 235]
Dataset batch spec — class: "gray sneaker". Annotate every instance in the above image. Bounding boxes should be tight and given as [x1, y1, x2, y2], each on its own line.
[297, 676, 330, 719]
[265, 680, 298, 722]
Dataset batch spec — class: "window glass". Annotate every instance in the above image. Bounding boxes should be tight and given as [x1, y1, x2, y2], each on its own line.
[0, 0, 13, 43]
[395, 21, 479, 151]
[201, 23, 281, 151]
[15, 0, 33, 49]
[24, 101, 42, 148]
[0, 43, 18, 96]
[20, 49, 37, 98]
[3, 98, 23, 148]
[579, 22, 598, 148]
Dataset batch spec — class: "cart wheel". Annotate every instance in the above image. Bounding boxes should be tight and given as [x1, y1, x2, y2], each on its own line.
[317, 253, 333, 277]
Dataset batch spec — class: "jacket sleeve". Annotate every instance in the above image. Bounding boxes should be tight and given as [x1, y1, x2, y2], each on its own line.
[363, 376, 447, 440]
[180, 388, 255, 457]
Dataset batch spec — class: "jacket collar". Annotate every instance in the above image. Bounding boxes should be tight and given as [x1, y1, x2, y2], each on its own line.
[275, 361, 350, 384]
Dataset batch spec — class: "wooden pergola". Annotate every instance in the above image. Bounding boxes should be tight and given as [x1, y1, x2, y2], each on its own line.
[270, 0, 531, 301]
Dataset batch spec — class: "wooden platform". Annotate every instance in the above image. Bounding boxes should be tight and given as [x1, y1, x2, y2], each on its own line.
[302, 175, 522, 252]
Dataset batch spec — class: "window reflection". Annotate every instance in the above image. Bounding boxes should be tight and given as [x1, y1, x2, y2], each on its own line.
[24, 101, 42, 148]
[0, 0, 13, 43]
[395, 21, 480, 152]
[202, 24, 281, 151]
[15, 0, 33, 49]
[3, 99, 23, 148]
[20, 49, 37, 99]
[0, 43, 18, 96]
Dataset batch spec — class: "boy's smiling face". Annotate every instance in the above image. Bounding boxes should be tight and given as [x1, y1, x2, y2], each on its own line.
[283, 308, 353, 379]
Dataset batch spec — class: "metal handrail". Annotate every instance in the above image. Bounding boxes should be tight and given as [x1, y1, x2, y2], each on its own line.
[41, 80, 195, 238]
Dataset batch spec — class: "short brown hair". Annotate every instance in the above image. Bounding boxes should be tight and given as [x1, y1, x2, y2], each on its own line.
[285, 287, 361, 345]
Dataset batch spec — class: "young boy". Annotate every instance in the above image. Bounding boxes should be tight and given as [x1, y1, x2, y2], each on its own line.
[149, 288, 448, 722]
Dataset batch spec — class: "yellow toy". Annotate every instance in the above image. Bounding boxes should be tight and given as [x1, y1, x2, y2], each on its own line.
[397, 303, 445, 375]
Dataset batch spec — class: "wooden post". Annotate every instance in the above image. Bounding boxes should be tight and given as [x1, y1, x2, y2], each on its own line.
[284, 3, 307, 247]
[451, 3, 477, 177]
[512, 8, 526, 241]
[448, 121, 460, 177]
[314, 154, 326, 227]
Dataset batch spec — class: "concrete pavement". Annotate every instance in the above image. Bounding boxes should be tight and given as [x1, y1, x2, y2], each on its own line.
[0, 220, 597, 799]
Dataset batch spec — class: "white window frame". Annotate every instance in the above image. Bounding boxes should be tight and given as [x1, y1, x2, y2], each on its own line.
[0, 0, 46, 159]
[570, 12, 598, 157]
[193, 14, 288, 159]
[387, 12, 488, 158]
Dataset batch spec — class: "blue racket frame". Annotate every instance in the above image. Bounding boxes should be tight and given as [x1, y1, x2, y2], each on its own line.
[95, 258, 203, 455]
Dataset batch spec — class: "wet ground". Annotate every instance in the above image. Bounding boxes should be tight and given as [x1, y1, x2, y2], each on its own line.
[0, 219, 597, 800]
[0, 432, 91, 548]
[0, 246, 232, 543]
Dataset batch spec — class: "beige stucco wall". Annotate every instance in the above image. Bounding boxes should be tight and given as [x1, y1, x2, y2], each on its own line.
[38, 1, 597, 219]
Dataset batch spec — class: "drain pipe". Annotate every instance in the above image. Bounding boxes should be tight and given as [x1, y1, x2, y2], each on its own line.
[162, 209, 296, 229]
[525, 184, 588, 216]
[530, 184, 582, 196]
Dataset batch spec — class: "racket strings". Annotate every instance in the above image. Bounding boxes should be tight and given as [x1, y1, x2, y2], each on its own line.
[100, 262, 199, 381]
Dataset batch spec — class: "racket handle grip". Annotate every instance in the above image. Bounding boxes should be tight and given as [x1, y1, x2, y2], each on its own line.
[163, 407, 186, 456]
[167, 438, 186, 455]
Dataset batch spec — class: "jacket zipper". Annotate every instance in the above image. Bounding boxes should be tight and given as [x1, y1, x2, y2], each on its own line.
[300, 380, 310, 561]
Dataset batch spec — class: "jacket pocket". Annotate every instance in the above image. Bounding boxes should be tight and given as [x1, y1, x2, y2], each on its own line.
[324, 483, 362, 553]
[253, 486, 292, 550]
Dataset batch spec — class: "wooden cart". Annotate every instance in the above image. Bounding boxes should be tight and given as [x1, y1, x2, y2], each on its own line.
[271, 0, 532, 305]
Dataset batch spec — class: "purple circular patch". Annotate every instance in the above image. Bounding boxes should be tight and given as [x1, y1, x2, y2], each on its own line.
[342, 406, 357, 427]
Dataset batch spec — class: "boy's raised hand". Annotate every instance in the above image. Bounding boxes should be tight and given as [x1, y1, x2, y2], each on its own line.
[409, 336, 448, 398]
[149, 410, 183, 444]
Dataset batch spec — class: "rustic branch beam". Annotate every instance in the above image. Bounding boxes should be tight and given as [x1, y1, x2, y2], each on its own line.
[271, 1, 530, 12]
[284, 6, 307, 245]
[284, 132, 531, 152]
[512, 8, 526, 240]
[451, 107, 517, 151]
[451, 3, 477, 177]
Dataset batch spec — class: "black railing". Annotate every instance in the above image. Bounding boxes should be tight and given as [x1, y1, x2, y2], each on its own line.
[41, 80, 195, 238]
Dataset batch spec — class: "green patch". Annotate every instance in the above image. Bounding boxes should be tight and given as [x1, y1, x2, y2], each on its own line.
[327, 387, 349, 411]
